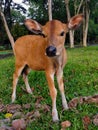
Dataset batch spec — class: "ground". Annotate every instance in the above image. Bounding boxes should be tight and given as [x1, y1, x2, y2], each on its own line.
[0, 46, 98, 130]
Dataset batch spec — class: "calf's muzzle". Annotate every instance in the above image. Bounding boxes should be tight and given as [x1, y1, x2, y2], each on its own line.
[46, 46, 57, 57]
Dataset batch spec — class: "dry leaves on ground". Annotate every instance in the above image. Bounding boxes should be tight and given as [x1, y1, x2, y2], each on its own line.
[0, 94, 98, 129]
[0, 104, 5, 113]
[61, 120, 71, 130]
[68, 94, 98, 109]
[12, 118, 26, 130]
[6, 104, 22, 113]
[82, 115, 91, 130]
[92, 114, 98, 126]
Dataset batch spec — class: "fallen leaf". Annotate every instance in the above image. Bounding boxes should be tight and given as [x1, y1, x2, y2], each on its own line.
[35, 96, 44, 109]
[61, 120, 71, 130]
[68, 97, 83, 108]
[0, 104, 5, 112]
[68, 94, 98, 109]
[26, 110, 40, 123]
[33, 110, 40, 118]
[35, 103, 42, 109]
[0, 118, 11, 124]
[93, 114, 98, 126]
[83, 95, 98, 104]
[5, 113, 12, 119]
[12, 118, 26, 130]
[82, 115, 91, 130]
[26, 111, 34, 120]
[22, 103, 31, 109]
[35, 96, 44, 105]
[6, 104, 22, 113]
[0, 126, 14, 130]
[42, 104, 50, 112]
[0, 119, 10, 128]
[12, 112, 24, 119]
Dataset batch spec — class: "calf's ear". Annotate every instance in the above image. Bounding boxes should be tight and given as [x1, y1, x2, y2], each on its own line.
[24, 19, 42, 34]
[68, 14, 84, 30]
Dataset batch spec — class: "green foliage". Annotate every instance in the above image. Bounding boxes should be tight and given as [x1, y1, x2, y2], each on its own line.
[52, 0, 66, 22]
[0, 0, 98, 48]
[11, 9, 26, 23]
[28, 0, 66, 23]
[0, 46, 98, 129]
[28, 0, 48, 23]
[11, 23, 28, 40]
[88, 20, 98, 43]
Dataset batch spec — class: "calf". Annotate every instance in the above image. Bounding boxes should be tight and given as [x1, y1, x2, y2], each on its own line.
[12, 14, 83, 122]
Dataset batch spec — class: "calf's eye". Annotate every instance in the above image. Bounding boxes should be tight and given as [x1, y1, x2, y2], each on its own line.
[60, 31, 65, 36]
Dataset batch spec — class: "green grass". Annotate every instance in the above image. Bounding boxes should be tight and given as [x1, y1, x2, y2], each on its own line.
[0, 50, 12, 55]
[0, 46, 98, 129]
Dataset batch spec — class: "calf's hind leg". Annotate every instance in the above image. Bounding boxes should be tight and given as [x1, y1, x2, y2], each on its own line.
[12, 64, 25, 102]
[22, 65, 32, 94]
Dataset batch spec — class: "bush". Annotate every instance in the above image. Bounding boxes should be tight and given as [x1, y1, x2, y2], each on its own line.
[11, 23, 28, 40]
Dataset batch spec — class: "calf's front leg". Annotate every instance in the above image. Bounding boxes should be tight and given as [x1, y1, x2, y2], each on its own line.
[56, 68, 68, 110]
[45, 70, 59, 122]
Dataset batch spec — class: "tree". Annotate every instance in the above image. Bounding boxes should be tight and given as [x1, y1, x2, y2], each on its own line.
[28, 0, 48, 23]
[82, 0, 90, 47]
[4, 0, 12, 28]
[64, 0, 74, 48]
[11, 9, 26, 23]
[0, 11, 15, 53]
[48, 0, 52, 20]
[11, 23, 28, 40]
[28, 0, 66, 23]
[0, 0, 27, 50]
[72, 0, 84, 46]
[73, 0, 84, 15]
[88, 1, 98, 44]
[73, 0, 98, 46]
[82, 0, 98, 46]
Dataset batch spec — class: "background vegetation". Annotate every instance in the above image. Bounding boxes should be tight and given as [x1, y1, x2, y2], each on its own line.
[0, 0, 98, 49]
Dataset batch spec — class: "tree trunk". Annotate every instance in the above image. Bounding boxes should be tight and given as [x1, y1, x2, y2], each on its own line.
[48, 0, 52, 21]
[0, 11, 15, 54]
[76, 0, 84, 14]
[83, 1, 90, 47]
[4, 0, 12, 28]
[64, 0, 74, 48]
[69, 31, 74, 48]
[74, 0, 84, 46]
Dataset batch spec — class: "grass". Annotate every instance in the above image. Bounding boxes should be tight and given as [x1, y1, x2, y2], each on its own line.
[0, 50, 13, 55]
[0, 46, 98, 129]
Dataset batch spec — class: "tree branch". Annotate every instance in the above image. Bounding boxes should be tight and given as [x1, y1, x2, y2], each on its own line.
[0, 11, 15, 54]
[77, 0, 83, 14]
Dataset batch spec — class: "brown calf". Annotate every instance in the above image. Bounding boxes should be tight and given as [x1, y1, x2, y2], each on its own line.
[12, 14, 83, 122]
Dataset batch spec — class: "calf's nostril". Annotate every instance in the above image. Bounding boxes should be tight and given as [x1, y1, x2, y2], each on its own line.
[46, 46, 56, 57]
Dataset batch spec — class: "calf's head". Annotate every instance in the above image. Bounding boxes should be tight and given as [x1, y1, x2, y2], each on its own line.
[24, 14, 83, 57]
